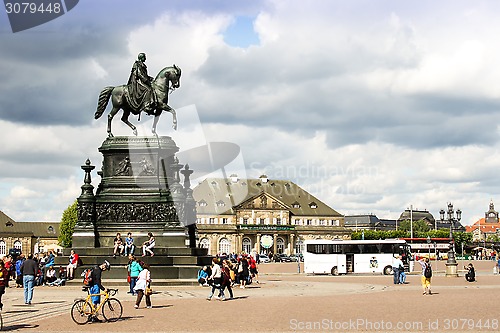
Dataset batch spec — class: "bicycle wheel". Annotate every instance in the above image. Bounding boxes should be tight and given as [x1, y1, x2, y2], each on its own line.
[102, 298, 123, 322]
[71, 299, 92, 325]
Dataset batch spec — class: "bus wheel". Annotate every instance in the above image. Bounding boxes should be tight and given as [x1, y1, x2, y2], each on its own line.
[383, 266, 393, 275]
[331, 267, 339, 276]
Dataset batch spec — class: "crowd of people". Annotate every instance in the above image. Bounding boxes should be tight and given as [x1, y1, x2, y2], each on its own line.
[200, 252, 261, 301]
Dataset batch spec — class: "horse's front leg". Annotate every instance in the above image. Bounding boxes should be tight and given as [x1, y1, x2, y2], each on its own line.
[163, 105, 177, 130]
[107, 107, 121, 137]
[152, 113, 160, 136]
[121, 110, 138, 136]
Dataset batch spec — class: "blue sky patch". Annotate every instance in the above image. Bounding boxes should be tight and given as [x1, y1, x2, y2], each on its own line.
[223, 16, 259, 48]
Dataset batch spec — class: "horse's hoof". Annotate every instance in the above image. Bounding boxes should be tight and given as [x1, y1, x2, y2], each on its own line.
[172, 124, 177, 131]
[108, 133, 114, 138]
[133, 129, 138, 136]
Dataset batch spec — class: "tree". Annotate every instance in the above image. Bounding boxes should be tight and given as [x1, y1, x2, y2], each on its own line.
[398, 219, 430, 233]
[58, 200, 78, 248]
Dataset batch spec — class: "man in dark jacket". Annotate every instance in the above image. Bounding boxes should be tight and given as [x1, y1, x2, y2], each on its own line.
[20, 254, 37, 305]
[90, 260, 110, 305]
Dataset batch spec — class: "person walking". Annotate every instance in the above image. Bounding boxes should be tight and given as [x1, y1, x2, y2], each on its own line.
[206, 258, 225, 301]
[419, 257, 432, 295]
[219, 260, 234, 300]
[134, 262, 152, 309]
[128, 256, 143, 295]
[20, 254, 38, 305]
[0, 260, 9, 311]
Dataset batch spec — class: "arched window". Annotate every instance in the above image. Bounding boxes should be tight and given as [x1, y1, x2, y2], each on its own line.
[277, 237, 285, 254]
[13, 240, 22, 252]
[242, 238, 252, 254]
[199, 238, 210, 251]
[0, 240, 6, 257]
[218, 238, 231, 255]
[295, 238, 304, 254]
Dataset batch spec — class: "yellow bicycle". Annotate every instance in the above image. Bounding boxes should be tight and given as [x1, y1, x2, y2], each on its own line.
[71, 287, 123, 325]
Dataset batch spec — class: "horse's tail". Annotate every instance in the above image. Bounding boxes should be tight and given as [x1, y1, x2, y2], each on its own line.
[95, 86, 114, 119]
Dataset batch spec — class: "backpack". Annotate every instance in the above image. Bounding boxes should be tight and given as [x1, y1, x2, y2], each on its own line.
[82, 268, 93, 286]
[424, 263, 432, 278]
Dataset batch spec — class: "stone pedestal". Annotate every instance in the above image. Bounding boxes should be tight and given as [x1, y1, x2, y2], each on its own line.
[68, 136, 210, 280]
[445, 262, 459, 277]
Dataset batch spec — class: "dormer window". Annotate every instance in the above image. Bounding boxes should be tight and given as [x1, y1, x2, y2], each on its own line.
[292, 201, 301, 209]
[5, 221, 13, 227]
[198, 200, 208, 207]
[47, 225, 55, 234]
[216, 200, 225, 207]
[309, 202, 318, 209]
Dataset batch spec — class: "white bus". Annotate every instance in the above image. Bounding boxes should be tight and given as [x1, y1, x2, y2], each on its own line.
[304, 239, 413, 275]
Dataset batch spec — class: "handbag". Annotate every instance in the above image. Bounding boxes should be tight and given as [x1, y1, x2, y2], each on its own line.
[127, 275, 131, 283]
[145, 286, 153, 295]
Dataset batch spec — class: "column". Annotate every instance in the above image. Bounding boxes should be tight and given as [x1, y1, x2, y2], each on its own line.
[256, 234, 261, 254]
[290, 234, 295, 254]
[273, 233, 278, 255]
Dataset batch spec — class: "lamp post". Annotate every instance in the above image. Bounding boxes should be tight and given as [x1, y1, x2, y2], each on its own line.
[427, 236, 431, 260]
[440, 202, 461, 277]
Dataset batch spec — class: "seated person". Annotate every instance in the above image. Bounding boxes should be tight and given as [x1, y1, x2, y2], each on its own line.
[125, 232, 135, 256]
[47, 266, 67, 287]
[66, 249, 79, 280]
[197, 266, 209, 286]
[142, 232, 155, 257]
[45, 266, 57, 284]
[465, 263, 475, 282]
[113, 232, 125, 258]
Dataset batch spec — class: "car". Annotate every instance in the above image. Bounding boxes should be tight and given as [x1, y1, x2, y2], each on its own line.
[276, 253, 292, 262]
[258, 254, 270, 263]
[289, 253, 304, 262]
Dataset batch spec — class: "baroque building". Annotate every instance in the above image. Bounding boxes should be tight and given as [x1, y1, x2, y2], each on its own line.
[193, 175, 349, 256]
[465, 201, 500, 241]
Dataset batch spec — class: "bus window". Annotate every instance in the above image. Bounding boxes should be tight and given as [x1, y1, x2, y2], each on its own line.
[380, 243, 394, 253]
[363, 244, 379, 253]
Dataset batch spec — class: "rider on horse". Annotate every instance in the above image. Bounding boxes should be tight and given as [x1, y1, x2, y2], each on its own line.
[127, 53, 157, 115]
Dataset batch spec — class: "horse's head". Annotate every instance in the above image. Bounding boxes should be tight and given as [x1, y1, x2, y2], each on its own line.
[165, 64, 181, 89]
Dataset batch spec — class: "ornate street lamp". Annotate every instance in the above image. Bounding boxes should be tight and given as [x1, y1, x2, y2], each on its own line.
[440, 203, 461, 277]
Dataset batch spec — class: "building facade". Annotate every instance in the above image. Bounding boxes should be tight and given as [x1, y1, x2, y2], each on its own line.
[193, 175, 349, 256]
[0, 210, 61, 257]
[465, 201, 500, 241]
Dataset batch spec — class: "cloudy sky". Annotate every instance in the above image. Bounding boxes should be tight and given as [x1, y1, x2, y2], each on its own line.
[1, 0, 500, 225]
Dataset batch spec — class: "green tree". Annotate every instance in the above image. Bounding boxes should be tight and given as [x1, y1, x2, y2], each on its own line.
[58, 200, 78, 248]
[398, 219, 430, 233]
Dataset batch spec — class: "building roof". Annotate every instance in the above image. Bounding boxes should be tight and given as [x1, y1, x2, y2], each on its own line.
[193, 176, 342, 217]
[0, 211, 59, 238]
[466, 218, 500, 233]
[344, 215, 382, 228]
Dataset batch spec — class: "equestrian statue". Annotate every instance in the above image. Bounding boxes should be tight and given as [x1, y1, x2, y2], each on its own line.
[95, 53, 181, 137]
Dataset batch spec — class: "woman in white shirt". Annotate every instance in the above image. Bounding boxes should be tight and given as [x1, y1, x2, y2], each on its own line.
[133, 262, 152, 308]
[142, 232, 155, 257]
[206, 258, 225, 301]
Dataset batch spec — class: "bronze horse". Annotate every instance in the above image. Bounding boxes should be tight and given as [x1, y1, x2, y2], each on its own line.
[95, 65, 181, 137]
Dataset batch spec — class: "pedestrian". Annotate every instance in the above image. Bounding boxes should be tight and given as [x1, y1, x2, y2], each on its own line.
[134, 262, 152, 309]
[206, 258, 225, 301]
[392, 255, 404, 284]
[128, 255, 143, 295]
[248, 254, 260, 284]
[219, 260, 234, 300]
[15, 253, 25, 288]
[0, 260, 9, 310]
[20, 253, 38, 305]
[66, 249, 79, 280]
[419, 257, 432, 295]
[237, 255, 249, 289]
